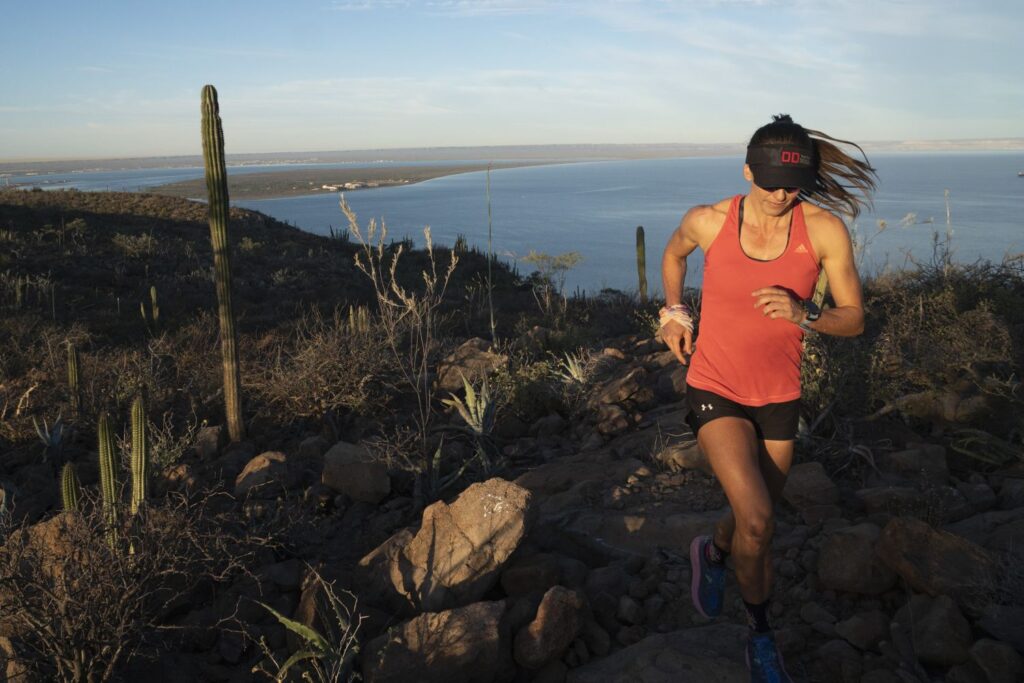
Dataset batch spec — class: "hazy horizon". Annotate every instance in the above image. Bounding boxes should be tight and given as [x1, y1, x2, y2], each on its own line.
[3, 138, 1023, 172]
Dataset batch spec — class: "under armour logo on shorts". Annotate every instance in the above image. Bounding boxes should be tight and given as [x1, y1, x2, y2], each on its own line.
[701, 403, 714, 411]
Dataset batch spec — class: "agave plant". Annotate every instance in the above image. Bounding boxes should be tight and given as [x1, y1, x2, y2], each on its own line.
[255, 575, 362, 683]
[554, 349, 591, 384]
[33, 413, 68, 463]
[441, 372, 496, 438]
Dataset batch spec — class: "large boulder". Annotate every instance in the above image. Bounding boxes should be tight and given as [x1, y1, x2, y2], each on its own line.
[589, 367, 648, 407]
[945, 506, 1024, 544]
[513, 586, 586, 669]
[356, 478, 533, 614]
[500, 553, 563, 597]
[436, 338, 507, 393]
[881, 444, 949, 485]
[876, 517, 997, 612]
[817, 523, 896, 595]
[783, 462, 840, 509]
[834, 610, 890, 652]
[234, 451, 289, 498]
[970, 638, 1024, 683]
[977, 605, 1024, 654]
[891, 594, 972, 667]
[362, 599, 510, 683]
[322, 441, 390, 504]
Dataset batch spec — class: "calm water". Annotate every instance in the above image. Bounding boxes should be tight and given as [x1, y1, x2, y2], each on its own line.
[240, 153, 1024, 293]
[6, 154, 1022, 294]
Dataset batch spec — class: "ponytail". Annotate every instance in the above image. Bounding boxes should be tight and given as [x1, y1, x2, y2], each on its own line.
[750, 114, 878, 220]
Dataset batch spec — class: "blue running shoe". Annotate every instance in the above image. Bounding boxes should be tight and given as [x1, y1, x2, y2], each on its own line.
[746, 631, 793, 683]
[689, 534, 726, 618]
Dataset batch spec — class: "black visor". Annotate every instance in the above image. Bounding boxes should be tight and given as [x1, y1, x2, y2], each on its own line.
[745, 143, 817, 192]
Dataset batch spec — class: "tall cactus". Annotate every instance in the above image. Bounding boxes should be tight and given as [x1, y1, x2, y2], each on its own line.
[67, 341, 80, 418]
[130, 395, 148, 515]
[61, 462, 81, 512]
[201, 85, 245, 442]
[98, 412, 118, 545]
[636, 225, 648, 305]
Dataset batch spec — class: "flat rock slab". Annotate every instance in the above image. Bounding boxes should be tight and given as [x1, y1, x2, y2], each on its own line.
[567, 623, 749, 683]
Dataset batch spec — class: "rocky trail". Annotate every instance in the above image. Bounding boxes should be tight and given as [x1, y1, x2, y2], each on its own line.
[6, 334, 1024, 682]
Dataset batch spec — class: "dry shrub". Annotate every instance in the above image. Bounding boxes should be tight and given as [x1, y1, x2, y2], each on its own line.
[867, 286, 1012, 404]
[491, 354, 564, 425]
[802, 261, 1023, 440]
[111, 232, 158, 259]
[250, 307, 394, 422]
[0, 315, 91, 444]
[0, 491, 258, 683]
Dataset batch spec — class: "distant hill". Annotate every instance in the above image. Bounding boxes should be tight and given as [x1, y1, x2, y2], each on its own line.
[5, 138, 1020, 174]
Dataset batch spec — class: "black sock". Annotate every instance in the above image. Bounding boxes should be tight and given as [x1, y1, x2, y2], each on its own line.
[705, 539, 728, 565]
[743, 600, 772, 633]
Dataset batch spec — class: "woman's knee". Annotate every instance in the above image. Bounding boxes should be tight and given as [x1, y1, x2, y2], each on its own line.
[735, 510, 775, 550]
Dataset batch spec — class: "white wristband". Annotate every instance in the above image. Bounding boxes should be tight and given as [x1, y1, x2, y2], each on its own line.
[659, 309, 694, 334]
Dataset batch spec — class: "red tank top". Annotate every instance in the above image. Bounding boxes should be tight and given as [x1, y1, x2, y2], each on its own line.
[686, 195, 820, 406]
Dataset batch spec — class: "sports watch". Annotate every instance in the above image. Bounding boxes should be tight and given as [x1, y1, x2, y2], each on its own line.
[800, 299, 821, 332]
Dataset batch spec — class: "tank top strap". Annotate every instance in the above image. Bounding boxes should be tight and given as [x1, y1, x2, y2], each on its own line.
[720, 194, 743, 240]
[726, 194, 743, 233]
[789, 201, 820, 265]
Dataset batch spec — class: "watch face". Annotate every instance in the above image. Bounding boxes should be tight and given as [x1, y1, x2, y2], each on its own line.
[804, 300, 821, 320]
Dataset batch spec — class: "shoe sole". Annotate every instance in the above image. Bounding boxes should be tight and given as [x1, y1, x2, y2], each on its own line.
[689, 534, 713, 619]
[746, 639, 793, 682]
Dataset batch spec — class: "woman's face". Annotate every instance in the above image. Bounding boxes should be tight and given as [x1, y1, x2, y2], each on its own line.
[743, 164, 801, 217]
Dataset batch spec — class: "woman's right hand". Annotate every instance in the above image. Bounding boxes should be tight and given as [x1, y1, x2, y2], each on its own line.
[661, 319, 693, 365]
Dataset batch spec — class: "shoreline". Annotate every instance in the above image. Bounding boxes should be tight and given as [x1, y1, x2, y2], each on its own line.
[146, 160, 558, 200]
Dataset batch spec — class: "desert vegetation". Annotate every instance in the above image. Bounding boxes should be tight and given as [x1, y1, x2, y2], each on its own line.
[0, 177, 1022, 682]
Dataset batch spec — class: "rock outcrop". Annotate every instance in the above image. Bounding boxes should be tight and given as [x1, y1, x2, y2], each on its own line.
[356, 478, 533, 614]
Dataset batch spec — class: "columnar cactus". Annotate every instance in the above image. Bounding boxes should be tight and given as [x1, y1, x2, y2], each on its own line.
[67, 342, 80, 418]
[130, 395, 148, 515]
[636, 225, 648, 305]
[61, 462, 81, 512]
[98, 412, 118, 542]
[201, 84, 245, 442]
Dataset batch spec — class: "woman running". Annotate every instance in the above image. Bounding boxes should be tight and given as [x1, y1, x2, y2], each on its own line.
[659, 114, 877, 682]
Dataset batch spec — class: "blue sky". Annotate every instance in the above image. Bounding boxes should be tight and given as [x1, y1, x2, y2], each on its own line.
[2, 0, 1021, 159]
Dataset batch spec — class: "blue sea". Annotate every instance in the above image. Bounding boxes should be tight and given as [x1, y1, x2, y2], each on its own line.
[7, 153, 1023, 294]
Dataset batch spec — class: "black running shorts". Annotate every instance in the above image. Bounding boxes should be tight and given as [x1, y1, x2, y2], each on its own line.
[685, 384, 800, 441]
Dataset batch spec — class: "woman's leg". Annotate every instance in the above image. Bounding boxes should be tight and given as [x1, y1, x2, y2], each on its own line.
[712, 437, 795, 563]
[697, 417, 776, 604]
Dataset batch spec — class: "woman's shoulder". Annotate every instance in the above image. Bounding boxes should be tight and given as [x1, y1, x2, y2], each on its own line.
[677, 197, 735, 249]
[683, 196, 735, 230]
[801, 202, 845, 229]
[801, 202, 853, 254]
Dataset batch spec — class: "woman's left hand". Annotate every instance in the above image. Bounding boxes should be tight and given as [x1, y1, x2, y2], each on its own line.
[752, 287, 804, 324]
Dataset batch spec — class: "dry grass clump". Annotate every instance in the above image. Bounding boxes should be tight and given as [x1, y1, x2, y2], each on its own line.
[0, 492, 262, 683]
[801, 259, 1024, 453]
[249, 306, 396, 422]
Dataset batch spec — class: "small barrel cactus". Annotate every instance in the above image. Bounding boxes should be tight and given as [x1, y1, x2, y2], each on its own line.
[130, 395, 148, 515]
[67, 342, 80, 417]
[98, 412, 118, 537]
[61, 462, 81, 512]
